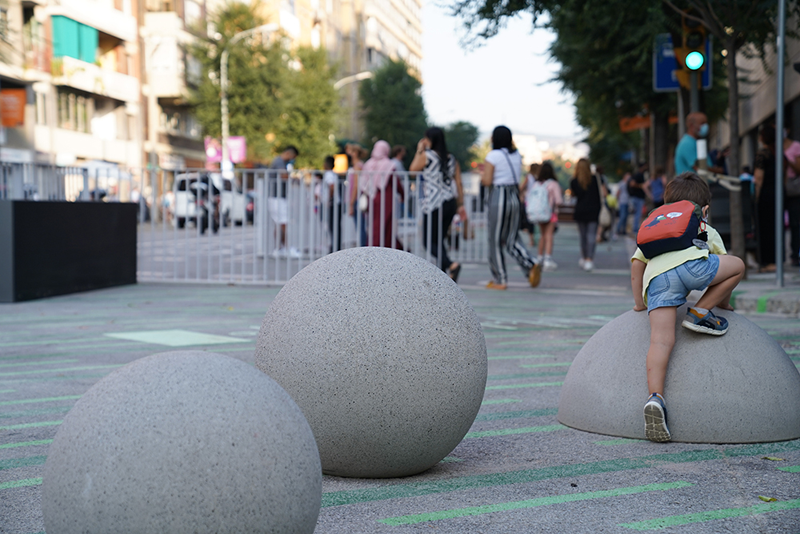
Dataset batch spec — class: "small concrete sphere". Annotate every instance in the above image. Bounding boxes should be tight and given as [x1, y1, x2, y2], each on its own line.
[42, 351, 321, 533]
[255, 247, 487, 478]
[558, 306, 800, 443]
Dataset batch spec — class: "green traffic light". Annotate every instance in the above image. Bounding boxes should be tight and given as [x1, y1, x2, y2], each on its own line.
[685, 50, 705, 71]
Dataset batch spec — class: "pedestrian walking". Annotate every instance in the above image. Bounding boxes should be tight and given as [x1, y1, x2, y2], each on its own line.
[268, 146, 299, 257]
[362, 140, 404, 249]
[616, 172, 631, 236]
[481, 125, 541, 290]
[409, 127, 467, 281]
[782, 130, 800, 267]
[628, 162, 648, 234]
[321, 155, 342, 254]
[645, 166, 667, 209]
[346, 144, 368, 246]
[570, 158, 605, 272]
[754, 123, 779, 272]
[519, 163, 540, 247]
[524, 161, 562, 271]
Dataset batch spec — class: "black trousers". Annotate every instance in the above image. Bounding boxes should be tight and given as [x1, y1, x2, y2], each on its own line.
[422, 197, 458, 271]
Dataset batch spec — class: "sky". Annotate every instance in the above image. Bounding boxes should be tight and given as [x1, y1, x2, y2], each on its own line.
[420, 2, 584, 144]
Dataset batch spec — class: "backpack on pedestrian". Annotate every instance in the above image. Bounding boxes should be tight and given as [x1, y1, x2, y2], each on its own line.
[526, 180, 552, 223]
[636, 200, 706, 259]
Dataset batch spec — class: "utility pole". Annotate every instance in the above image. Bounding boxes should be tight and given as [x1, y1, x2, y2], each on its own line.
[220, 24, 278, 178]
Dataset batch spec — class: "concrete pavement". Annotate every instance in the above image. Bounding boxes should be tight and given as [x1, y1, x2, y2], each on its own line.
[0, 223, 798, 533]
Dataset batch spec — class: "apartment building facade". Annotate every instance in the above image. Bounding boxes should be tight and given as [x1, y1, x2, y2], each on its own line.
[0, 0, 141, 177]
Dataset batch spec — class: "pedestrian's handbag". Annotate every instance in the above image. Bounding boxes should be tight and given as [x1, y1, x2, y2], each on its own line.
[786, 175, 800, 197]
[597, 176, 612, 227]
[357, 192, 369, 212]
[636, 200, 704, 259]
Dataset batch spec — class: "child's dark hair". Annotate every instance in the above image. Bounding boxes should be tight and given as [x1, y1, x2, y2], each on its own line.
[664, 172, 711, 206]
[323, 155, 335, 169]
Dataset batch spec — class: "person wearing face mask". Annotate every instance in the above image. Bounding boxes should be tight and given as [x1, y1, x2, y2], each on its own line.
[674, 112, 723, 175]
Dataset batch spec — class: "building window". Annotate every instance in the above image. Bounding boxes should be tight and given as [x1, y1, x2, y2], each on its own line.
[57, 89, 92, 133]
[0, 8, 9, 42]
[52, 16, 98, 63]
[35, 92, 47, 126]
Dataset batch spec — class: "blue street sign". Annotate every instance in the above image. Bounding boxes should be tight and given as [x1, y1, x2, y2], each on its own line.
[653, 33, 712, 92]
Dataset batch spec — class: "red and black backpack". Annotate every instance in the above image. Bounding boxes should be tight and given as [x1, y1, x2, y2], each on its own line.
[636, 200, 706, 259]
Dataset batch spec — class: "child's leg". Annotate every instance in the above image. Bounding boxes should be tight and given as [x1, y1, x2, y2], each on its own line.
[647, 306, 677, 395]
[694, 255, 745, 311]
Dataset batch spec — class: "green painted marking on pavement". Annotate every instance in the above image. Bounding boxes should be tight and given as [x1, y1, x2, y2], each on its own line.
[729, 290, 744, 309]
[0, 364, 123, 377]
[480, 399, 521, 406]
[0, 389, 14, 393]
[0, 420, 62, 431]
[756, 291, 784, 313]
[0, 359, 77, 368]
[0, 439, 53, 449]
[520, 362, 572, 368]
[595, 439, 643, 446]
[0, 406, 71, 419]
[777, 465, 800, 473]
[0, 395, 81, 407]
[0, 478, 42, 491]
[0, 455, 47, 471]
[619, 498, 800, 530]
[487, 371, 567, 381]
[320, 441, 800, 508]
[485, 382, 564, 390]
[487, 355, 555, 360]
[464, 425, 565, 439]
[379, 481, 693, 526]
[105, 329, 249, 347]
[440, 457, 462, 463]
[475, 408, 558, 422]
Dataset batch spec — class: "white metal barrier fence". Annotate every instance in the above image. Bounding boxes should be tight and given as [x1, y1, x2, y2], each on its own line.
[137, 168, 489, 285]
[0, 162, 135, 201]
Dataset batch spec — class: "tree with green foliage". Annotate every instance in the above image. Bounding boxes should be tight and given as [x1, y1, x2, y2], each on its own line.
[359, 59, 428, 162]
[444, 121, 480, 172]
[191, 3, 338, 167]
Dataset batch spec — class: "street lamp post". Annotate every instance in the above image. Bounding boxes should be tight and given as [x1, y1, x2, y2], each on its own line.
[332, 71, 374, 140]
[220, 23, 279, 176]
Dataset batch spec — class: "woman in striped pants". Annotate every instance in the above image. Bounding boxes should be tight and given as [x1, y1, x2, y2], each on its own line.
[481, 126, 542, 290]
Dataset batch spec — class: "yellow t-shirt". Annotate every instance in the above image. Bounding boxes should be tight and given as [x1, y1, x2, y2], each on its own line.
[631, 224, 727, 304]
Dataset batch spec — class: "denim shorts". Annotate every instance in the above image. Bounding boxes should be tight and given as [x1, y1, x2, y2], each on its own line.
[646, 255, 720, 313]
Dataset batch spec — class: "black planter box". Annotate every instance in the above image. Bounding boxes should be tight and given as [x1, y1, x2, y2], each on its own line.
[0, 201, 137, 302]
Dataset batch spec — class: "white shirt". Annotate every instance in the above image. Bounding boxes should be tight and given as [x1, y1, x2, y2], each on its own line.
[322, 170, 339, 205]
[486, 149, 522, 186]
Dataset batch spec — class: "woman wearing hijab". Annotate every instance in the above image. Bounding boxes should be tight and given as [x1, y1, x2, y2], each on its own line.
[481, 125, 541, 290]
[409, 126, 466, 281]
[362, 140, 404, 249]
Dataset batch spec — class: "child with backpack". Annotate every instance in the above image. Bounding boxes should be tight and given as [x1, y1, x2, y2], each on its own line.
[631, 172, 745, 442]
[526, 162, 562, 271]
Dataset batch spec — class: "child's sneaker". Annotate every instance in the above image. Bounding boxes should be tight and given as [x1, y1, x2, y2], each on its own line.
[644, 393, 671, 442]
[681, 308, 729, 335]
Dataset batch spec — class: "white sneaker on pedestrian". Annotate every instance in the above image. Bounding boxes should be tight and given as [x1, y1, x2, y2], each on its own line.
[578, 258, 586, 268]
[543, 257, 558, 271]
[535, 255, 543, 264]
[288, 247, 302, 258]
[271, 247, 287, 258]
[583, 259, 594, 272]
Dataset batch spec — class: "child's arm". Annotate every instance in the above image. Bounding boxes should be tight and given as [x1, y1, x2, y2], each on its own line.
[631, 258, 647, 312]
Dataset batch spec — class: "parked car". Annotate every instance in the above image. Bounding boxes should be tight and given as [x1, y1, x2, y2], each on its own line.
[175, 172, 244, 228]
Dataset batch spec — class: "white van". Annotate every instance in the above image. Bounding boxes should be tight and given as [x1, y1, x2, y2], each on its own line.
[174, 173, 198, 228]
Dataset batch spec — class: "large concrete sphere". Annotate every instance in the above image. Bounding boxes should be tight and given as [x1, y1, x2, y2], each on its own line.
[558, 306, 800, 443]
[255, 247, 487, 478]
[42, 351, 321, 533]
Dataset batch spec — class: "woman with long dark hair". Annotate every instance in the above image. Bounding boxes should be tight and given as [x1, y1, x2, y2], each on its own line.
[481, 125, 541, 290]
[409, 126, 466, 281]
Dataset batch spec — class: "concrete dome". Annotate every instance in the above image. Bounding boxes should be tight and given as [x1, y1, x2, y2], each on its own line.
[255, 247, 487, 478]
[42, 351, 321, 533]
[558, 306, 800, 443]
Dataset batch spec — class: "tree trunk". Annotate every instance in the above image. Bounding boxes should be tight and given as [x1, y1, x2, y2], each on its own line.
[726, 37, 745, 261]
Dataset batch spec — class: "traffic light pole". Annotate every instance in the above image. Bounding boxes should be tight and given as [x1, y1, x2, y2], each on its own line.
[690, 71, 699, 113]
